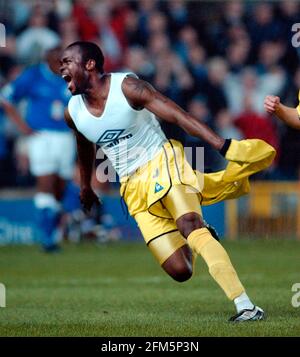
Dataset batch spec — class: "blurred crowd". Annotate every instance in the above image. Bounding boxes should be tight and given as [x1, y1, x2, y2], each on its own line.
[1, 0, 300, 188]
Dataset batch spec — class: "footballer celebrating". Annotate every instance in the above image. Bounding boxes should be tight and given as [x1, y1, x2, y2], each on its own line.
[61, 41, 276, 322]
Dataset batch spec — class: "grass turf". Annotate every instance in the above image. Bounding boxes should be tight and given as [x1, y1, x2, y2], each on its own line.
[0, 239, 299, 336]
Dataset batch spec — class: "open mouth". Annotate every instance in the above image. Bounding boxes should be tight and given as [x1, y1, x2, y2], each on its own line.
[62, 74, 73, 90]
[62, 74, 72, 83]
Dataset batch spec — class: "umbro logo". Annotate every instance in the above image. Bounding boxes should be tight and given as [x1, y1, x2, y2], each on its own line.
[97, 130, 125, 144]
[97, 129, 133, 148]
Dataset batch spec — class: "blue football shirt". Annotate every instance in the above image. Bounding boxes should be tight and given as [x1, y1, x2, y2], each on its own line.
[1, 63, 70, 131]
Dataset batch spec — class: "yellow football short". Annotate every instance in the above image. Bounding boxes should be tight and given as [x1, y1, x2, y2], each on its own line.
[135, 185, 202, 265]
[120, 138, 276, 265]
[120, 140, 203, 265]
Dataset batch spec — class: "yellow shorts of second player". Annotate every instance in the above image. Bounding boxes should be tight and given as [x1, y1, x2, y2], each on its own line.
[120, 140, 203, 266]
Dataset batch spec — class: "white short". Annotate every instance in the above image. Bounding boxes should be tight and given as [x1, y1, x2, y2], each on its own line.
[27, 130, 75, 179]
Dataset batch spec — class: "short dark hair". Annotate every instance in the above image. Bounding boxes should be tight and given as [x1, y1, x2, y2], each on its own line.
[66, 41, 104, 73]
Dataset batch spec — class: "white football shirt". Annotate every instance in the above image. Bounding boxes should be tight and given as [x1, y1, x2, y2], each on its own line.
[68, 72, 167, 178]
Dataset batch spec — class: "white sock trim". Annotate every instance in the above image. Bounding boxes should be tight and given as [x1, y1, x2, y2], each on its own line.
[234, 292, 255, 313]
[34, 193, 61, 211]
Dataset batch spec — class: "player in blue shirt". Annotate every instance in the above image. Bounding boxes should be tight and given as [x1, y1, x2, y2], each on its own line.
[0, 46, 75, 252]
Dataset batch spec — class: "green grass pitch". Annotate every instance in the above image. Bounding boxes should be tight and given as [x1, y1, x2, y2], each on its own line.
[0, 239, 299, 336]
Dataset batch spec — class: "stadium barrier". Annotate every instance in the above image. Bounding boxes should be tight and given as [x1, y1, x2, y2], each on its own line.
[2, 182, 300, 243]
[4, 181, 300, 245]
[226, 181, 300, 240]
[0, 189, 225, 244]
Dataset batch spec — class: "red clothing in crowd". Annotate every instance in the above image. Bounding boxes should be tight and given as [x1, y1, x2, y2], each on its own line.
[235, 111, 280, 162]
[72, 3, 99, 41]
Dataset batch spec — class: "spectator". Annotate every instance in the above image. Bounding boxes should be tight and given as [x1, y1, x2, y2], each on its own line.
[186, 44, 207, 83]
[215, 108, 243, 140]
[225, 66, 285, 115]
[226, 40, 250, 74]
[0, 36, 18, 84]
[136, 0, 160, 44]
[123, 46, 155, 81]
[1, 0, 300, 183]
[277, 0, 300, 73]
[124, 9, 146, 47]
[165, 0, 189, 34]
[175, 25, 200, 64]
[201, 57, 228, 116]
[185, 95, 224, 172]
[92, 1, 123, 71]
[72, 0, 98, 41]
[151, 45, 194, 106]
[59, 16, 79, 49]
[247, 2, 282, 56]
[235, 101, 280, 159]
[16, 5, 60, 64]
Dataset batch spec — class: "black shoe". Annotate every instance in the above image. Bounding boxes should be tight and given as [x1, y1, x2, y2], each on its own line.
[42, 244, 62, 253]
[204, 221, 220, 241]
[229, 306, 265, 322]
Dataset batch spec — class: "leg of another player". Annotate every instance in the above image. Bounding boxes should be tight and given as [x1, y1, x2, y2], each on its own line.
[54, 176, 66, 201]
[34, 174, 63, 252]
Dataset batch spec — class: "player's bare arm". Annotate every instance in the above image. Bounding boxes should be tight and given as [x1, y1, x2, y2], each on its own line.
[264, 95, 300, 129]
[122, 76, 225, 151]
[64, 108, 100, 212]
[0, 98, 33, 135]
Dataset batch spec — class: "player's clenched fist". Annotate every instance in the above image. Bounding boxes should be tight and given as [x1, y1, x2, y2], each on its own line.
[264, 95, 280, 114]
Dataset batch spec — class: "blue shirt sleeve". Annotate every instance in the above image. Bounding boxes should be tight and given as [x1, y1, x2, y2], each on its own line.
[1, 67, 35, 103]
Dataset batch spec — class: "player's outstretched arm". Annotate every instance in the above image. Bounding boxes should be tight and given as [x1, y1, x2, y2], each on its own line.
[64, 108, 100, 212]
[122, 76, 226, 152]
[264, 95, 300, 130]
[0, 98, 33, 135]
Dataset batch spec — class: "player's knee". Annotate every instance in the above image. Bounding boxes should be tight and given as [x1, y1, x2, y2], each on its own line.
[176, 212, 204, 238]
[172, 265, 193, 282]
[165, 262, 193, 282]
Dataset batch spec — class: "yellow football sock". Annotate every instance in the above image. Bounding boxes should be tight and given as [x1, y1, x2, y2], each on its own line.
[191, 248, 197, 277]
[187, 228, 245, 300]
